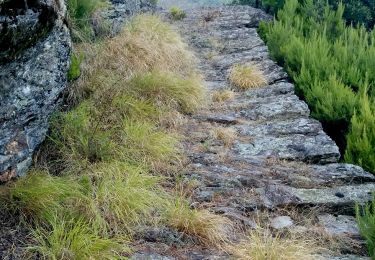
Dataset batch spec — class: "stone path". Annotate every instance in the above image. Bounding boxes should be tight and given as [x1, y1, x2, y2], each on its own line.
[135, 4, 375, 259]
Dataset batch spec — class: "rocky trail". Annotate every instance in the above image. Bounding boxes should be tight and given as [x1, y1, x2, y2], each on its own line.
[132, 3, 375, 259]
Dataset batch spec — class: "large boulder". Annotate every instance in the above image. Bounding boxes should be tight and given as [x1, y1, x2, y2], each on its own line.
[0, 0, 71, 181]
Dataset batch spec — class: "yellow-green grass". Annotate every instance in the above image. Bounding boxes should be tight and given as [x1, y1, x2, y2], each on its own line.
[228, 228, 317, 260]
[88, 162, 168, 234]
[166, 198, 231, 245]
[49, 100, 180, 173]
[0, 171, 87, 222]
[30, 214, 124, 260]
[229, 64, 267, 90]
[128, 70, 205, 114]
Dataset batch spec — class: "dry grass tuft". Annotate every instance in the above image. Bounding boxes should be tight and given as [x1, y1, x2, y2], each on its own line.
[211, 127, 237, 147]
[128, 70, 205, 114]
[99, 14, 195, 77]
[228, 227, 317, 260]
[69, 14, 199, 106]
[229, 64, 267, 90]
[167, 198, 231, 245]
[212, 90, 235, 102]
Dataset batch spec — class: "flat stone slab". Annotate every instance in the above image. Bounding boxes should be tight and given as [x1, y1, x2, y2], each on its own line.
[310, 164, 375, 184]
[234, 133, 339, 164]
[236, 117, 324, 137]
[244, 81, 294, 98]
[230, 94, 310, 121]
[257, 184, 375, 210]
[318, 214, 360, 237]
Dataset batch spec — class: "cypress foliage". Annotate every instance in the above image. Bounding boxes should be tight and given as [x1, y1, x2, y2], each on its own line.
[261, 0, 375, 173]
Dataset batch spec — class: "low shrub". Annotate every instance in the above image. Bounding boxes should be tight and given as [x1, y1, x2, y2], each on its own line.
[345, 93, 375, 173]
[260, 0, 375, 172]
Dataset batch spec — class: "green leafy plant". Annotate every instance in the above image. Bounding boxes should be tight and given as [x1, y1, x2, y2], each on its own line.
[68, 52, 84, 81]
[67, 0, 107, 41]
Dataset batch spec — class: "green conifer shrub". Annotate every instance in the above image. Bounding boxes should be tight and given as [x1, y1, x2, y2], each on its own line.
[260, 0, 375, 172]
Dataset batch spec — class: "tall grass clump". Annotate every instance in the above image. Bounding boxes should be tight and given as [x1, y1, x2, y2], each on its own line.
[356, 199, 375, 257]
[30, 215, 123, 260]
[67, 0, 107, 41]
[97, 14, 195, 78]
[260, 0, 375, 172]
[87, 162, 168, 234]
[0, 171, 87, 222]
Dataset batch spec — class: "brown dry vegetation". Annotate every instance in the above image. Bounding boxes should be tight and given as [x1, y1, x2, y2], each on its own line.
[212, 89, 235, 102]
[228, 227, 318, 260]
[229, 64, 267, 90]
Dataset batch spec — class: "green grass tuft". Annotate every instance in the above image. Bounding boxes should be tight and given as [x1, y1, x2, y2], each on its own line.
[30, 214, 124, 260]
[0, 171, 85, 221]
[68, 52, 84, 81]
[170, 7, 186, 21]
[91, 162, 168, 234]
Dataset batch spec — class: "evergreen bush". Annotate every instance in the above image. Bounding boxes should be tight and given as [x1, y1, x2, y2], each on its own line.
[260, 0, 375, 173]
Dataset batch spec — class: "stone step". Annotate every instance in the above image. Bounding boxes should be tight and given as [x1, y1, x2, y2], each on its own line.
[257, 183, 375, 212]
[228, 94, 310, 121]
[234, 133, 339, 164]
[242, 81, 294, 98]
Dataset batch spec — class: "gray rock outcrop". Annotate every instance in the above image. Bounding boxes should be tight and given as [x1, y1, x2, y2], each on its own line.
[0, 0, 71, 181]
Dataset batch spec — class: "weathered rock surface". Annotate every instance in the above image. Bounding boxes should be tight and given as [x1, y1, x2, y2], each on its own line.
[0, 0, 70, 181]
[102, 0, 156, 34]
